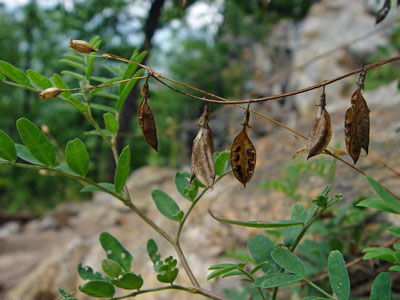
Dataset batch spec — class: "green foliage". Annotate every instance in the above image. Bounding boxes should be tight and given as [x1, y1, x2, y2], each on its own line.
[271, 248, 305, 276]
[114, 146, 130, 193]
[0, 129, 16, 162]
[147, 239, 179, 284]
[0, 60, 30, 86]
[65, 138, 90, 176]
[328, 251, 350, 300]
[247, 235, 276, 272]
[99, 232, 133, 272]
[151, 189, 184, 221]
[370, 272, 391, 300]
[101, 259, 123, 278]
[16, 118, 56, 166]
[111, 272, 143, 290]
[79, 280, 115, 298]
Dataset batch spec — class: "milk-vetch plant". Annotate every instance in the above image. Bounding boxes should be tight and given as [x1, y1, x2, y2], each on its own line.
[0, 34, 399, 299]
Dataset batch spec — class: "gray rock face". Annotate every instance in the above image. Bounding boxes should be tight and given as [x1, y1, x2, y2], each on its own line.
[289, 0, 393, 115]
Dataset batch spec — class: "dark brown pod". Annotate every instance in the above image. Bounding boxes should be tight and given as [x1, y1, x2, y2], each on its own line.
[344, 88, 370, 164]
[344, 107, 361, 164]
[352, 88, 370, 155]
[138, 82, 158, 151]
[230, 112, 256, 188]
[190, 105, 215, 188]
[307, 97, 332, 159]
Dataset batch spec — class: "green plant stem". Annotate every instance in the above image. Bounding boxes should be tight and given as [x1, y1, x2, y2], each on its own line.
[1, 80, 40, 92]
[0, 161, 227, 297]
[0, 161, 121, 199]
[110, 285, 193, 299]
[176, 172, 230, 241]
[237, 269, 266, 300]
[303, 278, 335, 299]
[272, 206, 328, 300]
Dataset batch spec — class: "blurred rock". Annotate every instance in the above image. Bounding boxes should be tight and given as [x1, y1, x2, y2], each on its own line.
[289, 0, 393, 115]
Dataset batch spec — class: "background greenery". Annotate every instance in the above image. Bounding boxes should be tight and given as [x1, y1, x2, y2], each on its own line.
[0, 0, 322, 213]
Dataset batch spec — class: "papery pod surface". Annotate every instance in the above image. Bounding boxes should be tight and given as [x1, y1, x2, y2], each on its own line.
[138, 82, 158, 151]
[352, 88, 370, 155]
[230, 112, 256, 187]
[307, 106, 332, 159]
[190, 105, 215, 188]
[344, 107, 361, 164]
[344, 88, 370, 164]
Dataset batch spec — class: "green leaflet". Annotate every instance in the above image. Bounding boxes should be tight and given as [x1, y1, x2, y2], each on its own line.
[0, 60, 30, 86]
[16, 118, 56, 167]
[65, 138, 90, 176]
[0, 129, 16, 162]
[114, 146, 130, 193]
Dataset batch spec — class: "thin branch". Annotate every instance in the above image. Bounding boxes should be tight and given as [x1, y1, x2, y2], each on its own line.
[110, 285, 193, 300]
[149, 55, 400, 105]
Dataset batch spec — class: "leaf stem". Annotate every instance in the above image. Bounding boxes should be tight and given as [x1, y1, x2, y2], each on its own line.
[303, 278, 335, 299]
[1, 80, 40, 92]
[110, 285, 193, 299]
[176, 172, 230, 241]
[272, 206, 328, 300]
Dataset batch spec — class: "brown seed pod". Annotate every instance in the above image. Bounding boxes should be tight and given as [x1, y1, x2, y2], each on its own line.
[190, 104, 215, 188]
[230, 111, 256, 188]
[138, 82, 158, 151]
[307, 91, 332, 159]
[69, 39, 95, 53]
[39, 87, 63, 99]
[352, 88, 370, 155]
[344, 87, 370, 164]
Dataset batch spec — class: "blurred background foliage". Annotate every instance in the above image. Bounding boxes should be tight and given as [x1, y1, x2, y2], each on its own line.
[0, 0, 396, 214]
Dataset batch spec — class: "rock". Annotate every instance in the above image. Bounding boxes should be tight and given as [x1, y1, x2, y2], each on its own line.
[289, 0, 393, 115]
[0, 222, 20, 239]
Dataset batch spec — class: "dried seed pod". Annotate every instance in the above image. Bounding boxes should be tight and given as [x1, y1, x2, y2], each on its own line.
[376, 0, 391, 24]
[69, 39, 95, 53]
[307, 91, 332, 159]
[39, 87, 63, 99]
[352, 88, 370, 155]
[344, 87, 370, 164]
[190, 104, 215, 188]
[230, 111, 256, 187]
[138, 82, 158, 151]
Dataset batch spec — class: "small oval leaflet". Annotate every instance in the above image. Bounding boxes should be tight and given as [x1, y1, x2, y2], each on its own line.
[230, 111, 256, 187]
[190, 104, 215, 188]
[307, 90, 332, 159]
[138, 82, 158, 151]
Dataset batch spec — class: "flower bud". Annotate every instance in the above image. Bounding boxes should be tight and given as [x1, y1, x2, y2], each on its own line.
[41, 124, 50, 135]
[69, 39, 94, 53]
[39, 87, 62, 99]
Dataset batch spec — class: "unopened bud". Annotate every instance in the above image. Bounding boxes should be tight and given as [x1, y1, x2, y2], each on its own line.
[41, 124, 50, 135]
[69, 39, 95, 53]
[40, 87, 62, 99]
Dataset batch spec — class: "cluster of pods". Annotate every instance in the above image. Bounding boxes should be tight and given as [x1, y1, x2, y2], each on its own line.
[138, 72, 370, 189]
